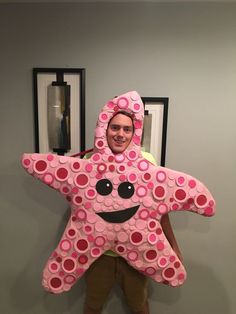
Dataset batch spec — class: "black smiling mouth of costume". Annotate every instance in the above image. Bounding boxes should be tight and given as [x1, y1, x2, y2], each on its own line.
[96, 205, 140, 223]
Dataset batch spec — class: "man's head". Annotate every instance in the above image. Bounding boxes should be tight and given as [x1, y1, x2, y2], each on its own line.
[107, 112, 134, 154]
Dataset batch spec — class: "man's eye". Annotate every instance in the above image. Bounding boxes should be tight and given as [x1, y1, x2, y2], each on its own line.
[110, 125, 119, 131]
[124, 127, 132, 133]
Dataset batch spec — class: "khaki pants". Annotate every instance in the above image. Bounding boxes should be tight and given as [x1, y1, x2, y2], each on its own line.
[84, 255, 149, 314]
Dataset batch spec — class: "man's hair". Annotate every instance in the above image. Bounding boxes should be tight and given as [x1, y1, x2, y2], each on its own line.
[115, 110, 134, 120]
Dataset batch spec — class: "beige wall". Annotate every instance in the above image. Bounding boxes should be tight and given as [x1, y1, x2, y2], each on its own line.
[0, 3, 235, 313]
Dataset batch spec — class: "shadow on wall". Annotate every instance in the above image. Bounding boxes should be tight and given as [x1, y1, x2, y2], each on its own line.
[8, 208, 86, 313]
[169, 210, 213, 234]
[149, 261, 230, 314]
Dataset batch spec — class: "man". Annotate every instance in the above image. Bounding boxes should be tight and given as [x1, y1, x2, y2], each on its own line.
[84, 107, 182, 314]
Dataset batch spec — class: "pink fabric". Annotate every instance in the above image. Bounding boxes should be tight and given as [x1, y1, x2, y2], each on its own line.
[22, 91, 215, 294]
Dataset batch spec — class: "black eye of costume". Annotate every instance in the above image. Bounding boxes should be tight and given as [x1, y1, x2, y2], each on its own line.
[96, 179, 113, 196]
[118, 182, 134, 199]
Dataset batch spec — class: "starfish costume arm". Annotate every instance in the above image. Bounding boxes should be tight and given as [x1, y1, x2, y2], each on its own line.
[22, 91, 215, 294]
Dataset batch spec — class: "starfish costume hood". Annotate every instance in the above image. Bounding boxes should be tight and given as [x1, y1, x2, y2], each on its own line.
[22, 91, 215, 294]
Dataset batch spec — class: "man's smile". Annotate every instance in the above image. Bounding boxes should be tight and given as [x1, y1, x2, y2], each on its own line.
[113, 138, 126, 145]
[96, 205, 140, 223]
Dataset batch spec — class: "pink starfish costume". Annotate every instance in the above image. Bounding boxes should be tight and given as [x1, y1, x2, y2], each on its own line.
[22, 91, 215, 294]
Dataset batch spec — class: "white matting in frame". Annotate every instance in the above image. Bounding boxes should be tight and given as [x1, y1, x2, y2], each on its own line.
[142, 98, 168, 166]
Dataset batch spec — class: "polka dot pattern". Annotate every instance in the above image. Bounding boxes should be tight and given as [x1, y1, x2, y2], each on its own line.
[34, 160, 48, 173]
[117, 97, 129, 109]
[22, 90, 215, 294]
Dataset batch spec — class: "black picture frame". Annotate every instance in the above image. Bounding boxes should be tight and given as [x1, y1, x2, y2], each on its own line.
[33, 68, 85, 155]
[141, 97, 169, 167]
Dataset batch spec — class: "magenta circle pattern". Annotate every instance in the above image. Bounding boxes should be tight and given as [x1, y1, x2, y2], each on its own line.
[22, 90, 215, 294]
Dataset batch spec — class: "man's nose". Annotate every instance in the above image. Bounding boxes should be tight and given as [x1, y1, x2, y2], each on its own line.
[117, 127, 125, 136]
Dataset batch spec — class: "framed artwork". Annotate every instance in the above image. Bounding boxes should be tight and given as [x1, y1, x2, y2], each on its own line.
[141, 97, 169, 167]
[33, 68, 85, 155]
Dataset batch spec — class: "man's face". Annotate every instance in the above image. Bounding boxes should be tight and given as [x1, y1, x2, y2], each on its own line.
[107, 113, 133, 154]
